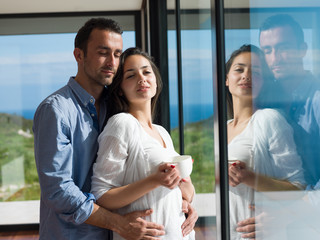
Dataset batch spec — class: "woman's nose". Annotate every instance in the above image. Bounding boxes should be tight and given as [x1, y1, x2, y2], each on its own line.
[242, 72, 251, 80]
[138, 78, 146, 84]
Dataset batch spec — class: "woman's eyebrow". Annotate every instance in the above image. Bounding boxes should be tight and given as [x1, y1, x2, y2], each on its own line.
[124, 65, 150, 73]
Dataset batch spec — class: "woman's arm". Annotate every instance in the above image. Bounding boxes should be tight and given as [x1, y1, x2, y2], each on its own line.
[97, 163, 180, 210]
[179, 177, 195, 203]
[229, 161, 301, 191]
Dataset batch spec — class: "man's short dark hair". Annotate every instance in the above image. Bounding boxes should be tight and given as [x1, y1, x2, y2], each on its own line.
[259, 14, 304, 45]
[75, 18, 123, 55]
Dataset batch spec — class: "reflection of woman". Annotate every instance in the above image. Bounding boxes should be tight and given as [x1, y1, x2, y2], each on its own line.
[91, 47, 195, 240]
[226, 44, 305, 239]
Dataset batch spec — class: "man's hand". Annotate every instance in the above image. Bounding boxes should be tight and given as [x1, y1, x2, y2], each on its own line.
[181, 200, 198, 237]
[116, 209, 165, 240]
[236, 216, 256, 239]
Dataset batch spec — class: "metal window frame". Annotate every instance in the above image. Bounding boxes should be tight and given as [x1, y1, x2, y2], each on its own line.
[212, 0, 230, 239]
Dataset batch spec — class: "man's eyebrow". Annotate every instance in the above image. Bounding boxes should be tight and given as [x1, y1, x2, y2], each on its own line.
[97, 46, 111, 50]
[97, 46, 122, 53]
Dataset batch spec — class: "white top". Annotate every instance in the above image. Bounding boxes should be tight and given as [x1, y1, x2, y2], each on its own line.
[91, 113, 195, 240]
[228, 119, 254, 240]
[228, 109, 306, 240]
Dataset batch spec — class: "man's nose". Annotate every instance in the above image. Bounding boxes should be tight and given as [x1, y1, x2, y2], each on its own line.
[106, 54, 117, 67]
[270, 48, 281, 64]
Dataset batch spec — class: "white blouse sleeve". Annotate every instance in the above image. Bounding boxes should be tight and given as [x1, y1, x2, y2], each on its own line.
[91, 114, 133, 200]
[254, 109, 306, 188]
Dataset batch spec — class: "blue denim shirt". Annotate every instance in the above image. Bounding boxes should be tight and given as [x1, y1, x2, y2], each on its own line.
[288, 72, 320, 186]
[33, 77, 111, 239]
[274, 71, 320, 186]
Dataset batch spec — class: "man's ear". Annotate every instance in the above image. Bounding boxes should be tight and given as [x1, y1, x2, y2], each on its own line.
[226, 77, 229, 87]
[299, 42, 308, 58]
[73, 48, 84, 63]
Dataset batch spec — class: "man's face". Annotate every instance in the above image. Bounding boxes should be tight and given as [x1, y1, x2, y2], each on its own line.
[83, 29, 123, 87]
[259, 25, 305, 80]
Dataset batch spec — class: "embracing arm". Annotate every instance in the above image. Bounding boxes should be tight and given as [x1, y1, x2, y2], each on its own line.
[97, 163, 180, 210]
[86, 203, 165, 239]
[229, 161, 301, 191]
[33, 103, 94, 224]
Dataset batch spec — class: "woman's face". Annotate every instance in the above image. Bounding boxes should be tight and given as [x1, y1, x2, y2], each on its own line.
[120, 55, 157, 107]
[226, 52, 263, 100]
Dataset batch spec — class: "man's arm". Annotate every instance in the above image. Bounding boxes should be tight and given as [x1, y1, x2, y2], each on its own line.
[34, 103, 94, 224]
[86, 203, 165, 240]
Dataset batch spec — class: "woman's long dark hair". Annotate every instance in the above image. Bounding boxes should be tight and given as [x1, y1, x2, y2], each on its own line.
[106, 47, 163, 121]
[225, 44, 273, 119]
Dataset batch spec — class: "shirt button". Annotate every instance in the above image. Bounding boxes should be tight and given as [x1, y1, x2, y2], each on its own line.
[91, 113, 95, 117]
[90, 99, 94, 103]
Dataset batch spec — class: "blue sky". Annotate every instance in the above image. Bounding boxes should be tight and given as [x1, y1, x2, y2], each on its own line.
[0, 31, 135, 116]
[0, 27, 313, 122]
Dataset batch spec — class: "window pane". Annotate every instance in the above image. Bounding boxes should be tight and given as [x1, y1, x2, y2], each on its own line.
[167, 0, 216, 239]
[0, 17, 135, 225]
[225, 2, 320, 239]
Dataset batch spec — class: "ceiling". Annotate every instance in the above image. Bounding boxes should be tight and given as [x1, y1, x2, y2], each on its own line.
[0, 0, 144, 14]
[0, 0, 318, 15]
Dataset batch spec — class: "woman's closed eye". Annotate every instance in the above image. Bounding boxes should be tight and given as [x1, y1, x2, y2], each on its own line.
[234, 67, 244, 73]
[125, 74, 135, 79]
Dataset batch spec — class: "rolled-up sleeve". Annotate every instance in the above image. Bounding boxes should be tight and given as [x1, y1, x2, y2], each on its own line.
[34, 102, 94, 224]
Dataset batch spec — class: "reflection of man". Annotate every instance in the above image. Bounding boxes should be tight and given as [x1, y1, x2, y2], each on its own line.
[259, 14, 320, 187]
[33, 18, 198, 240]
[236, 14, 320, 238]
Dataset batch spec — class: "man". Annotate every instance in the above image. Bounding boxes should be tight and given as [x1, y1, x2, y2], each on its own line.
[259, 14, 320, 188]
[236, 14, 320, 239]
[33, 18, 197, 240]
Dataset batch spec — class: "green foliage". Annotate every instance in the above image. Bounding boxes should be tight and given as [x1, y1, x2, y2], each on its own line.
[0, 113, 39, 202]
[171, 116, 215, 193]
[0, 112, 216, 202]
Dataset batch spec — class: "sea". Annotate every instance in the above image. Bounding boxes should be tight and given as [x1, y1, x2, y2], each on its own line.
[3, 104, 214, 128]
[170, 104, 214, 128]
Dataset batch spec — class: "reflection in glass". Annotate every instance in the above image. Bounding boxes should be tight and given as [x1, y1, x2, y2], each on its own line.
[225, 2, 320, 239]
[226, 44, 305, 239]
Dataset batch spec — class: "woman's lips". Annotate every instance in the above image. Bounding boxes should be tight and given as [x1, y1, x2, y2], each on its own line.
[238, 83, 251, 88]
[137, 86, 150, 92]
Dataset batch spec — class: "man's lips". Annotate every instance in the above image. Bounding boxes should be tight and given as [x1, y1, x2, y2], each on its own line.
[101, 69, 115, 75]
[271, 65, 283, 71]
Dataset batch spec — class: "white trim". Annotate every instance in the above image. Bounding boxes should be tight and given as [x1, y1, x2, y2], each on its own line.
[0, 193, 216, 225]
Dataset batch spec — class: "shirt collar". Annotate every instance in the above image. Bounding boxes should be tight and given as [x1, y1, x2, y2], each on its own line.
[67, 77, 95, 107]
[292, 71, 316, 100]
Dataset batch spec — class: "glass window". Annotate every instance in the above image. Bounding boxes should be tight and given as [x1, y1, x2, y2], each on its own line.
[225, 2, 320, 239]
[167, 0, 216, 239]
[0, 16, 135, 225]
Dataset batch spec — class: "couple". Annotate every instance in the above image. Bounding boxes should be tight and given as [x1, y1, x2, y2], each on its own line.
[227, 13, 320, 239]
[33, 18, 197, 240]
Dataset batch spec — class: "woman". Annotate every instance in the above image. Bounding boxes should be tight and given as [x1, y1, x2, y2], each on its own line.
[91, 47, 195, 240]
[226, 44, 305, 239]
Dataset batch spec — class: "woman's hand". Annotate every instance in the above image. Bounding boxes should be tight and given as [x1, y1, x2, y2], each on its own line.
[151, 163, 181, 189]
[228, 160, 254, 187]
